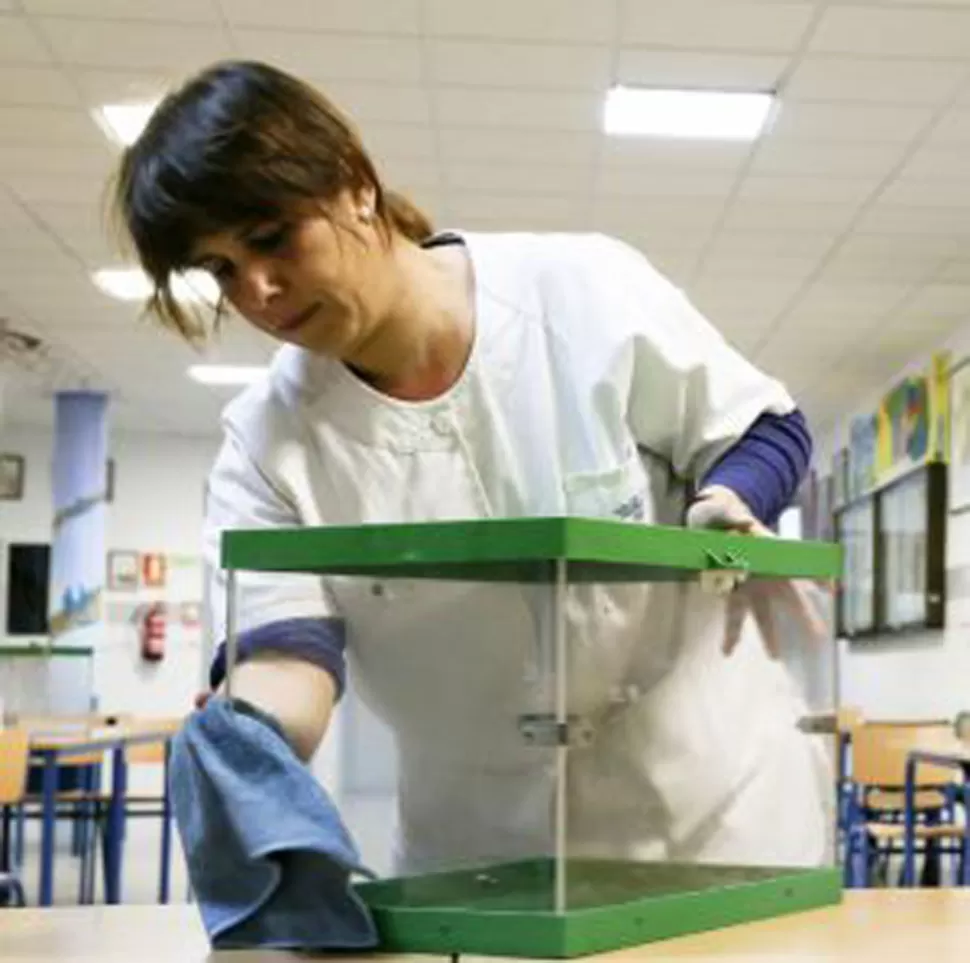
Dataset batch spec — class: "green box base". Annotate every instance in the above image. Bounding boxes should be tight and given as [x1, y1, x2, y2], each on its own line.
[355, 858, 842, 958]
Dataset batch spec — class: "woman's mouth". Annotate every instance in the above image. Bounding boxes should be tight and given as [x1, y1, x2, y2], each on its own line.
[277, 302, 319, 333]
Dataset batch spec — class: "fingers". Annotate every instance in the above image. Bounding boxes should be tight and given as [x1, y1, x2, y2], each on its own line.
[722, 592, 747, 656]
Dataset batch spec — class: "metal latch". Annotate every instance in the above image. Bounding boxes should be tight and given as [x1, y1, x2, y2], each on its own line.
[699, 548, 750, 596]
[518, 713, 595, 748]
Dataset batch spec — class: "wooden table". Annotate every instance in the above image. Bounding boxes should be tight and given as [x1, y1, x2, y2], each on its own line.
[3, 891, 970, 962]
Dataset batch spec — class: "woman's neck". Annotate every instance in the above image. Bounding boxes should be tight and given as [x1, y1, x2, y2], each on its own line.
[346, 238, 475, 401]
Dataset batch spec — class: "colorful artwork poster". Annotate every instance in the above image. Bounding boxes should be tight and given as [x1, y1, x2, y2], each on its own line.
[848, 415, 878, 501]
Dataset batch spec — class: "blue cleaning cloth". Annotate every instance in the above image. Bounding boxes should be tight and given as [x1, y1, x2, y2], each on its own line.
[169, 696, 379, 950]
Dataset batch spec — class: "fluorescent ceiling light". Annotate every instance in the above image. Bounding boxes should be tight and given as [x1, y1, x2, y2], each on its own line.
[92, 268, 219, 305]
[95, 100, 159, 147]
[603, 86, 775, 140]
[188, 365, 267, 386]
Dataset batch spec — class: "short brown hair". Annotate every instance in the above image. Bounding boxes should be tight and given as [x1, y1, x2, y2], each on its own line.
[110, 60, 433, 341]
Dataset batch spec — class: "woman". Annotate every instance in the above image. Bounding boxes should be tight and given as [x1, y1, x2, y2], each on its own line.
[114, 61, 829, 874]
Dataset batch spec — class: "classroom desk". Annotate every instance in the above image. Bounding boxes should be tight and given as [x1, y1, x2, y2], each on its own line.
[2, 891, 970, 962]
[28, 727, 177, 908]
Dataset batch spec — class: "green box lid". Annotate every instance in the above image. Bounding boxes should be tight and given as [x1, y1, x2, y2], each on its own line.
[221, 517, 841, 583]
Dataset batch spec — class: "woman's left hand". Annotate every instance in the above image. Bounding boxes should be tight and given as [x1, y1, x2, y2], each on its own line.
[686, 485, 829, 659]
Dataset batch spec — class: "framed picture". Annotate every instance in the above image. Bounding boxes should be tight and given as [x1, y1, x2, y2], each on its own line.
[141, 552, 167, 588]
[107, 550, 139, 591]
[0, 453, 25, 500]
[949, 360, 970, 512]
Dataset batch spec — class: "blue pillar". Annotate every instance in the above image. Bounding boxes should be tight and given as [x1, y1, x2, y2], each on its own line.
[49, 391, 109, 652]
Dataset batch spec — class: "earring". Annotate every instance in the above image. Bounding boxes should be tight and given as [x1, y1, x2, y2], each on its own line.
[359, 206, 374, 223]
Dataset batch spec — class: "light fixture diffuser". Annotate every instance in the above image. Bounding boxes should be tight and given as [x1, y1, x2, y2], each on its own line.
[603, 86, 775, 140]
[95, 101, 159, 147]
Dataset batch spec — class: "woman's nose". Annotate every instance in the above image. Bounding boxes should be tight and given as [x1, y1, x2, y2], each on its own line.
[241, 261, 284, 312]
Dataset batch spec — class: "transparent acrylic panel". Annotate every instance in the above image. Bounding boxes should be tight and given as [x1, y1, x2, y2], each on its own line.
[560, 570, 839, 924]
[220, 521, 841, 956]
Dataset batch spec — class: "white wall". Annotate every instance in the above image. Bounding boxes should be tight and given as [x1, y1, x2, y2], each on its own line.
[0, 418, 349, 793]
[0, 423, 217, 717]
[821, 326, 970, 722]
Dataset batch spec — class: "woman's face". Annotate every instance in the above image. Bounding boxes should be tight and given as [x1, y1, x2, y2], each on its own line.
[188, 189, 391, 358]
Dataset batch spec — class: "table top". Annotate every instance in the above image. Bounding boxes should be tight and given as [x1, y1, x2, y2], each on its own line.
[28, 725, 179, 755]
[2, 890, 969, 962]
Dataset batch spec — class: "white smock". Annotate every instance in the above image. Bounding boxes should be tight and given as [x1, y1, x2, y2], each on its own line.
[204, 231, 830, 875]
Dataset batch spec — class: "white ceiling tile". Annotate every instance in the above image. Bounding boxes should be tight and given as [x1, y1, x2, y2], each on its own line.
[221, 0, 420, 32]
[429, 41, 610, 91]
[435, 89, 599, 131]
[698, 254, 819, 282]
[0, 66, 79, 106]
[0, 106, 104, 147]
[448, 192, 586, 230]
[22, 1, 221, 21]
[936, 260, 970, 284]
[616, 49, 786, 90]
[689, 280, 802, 321]
[437, 128, 598, 166]
[596, 169, 735, 199]
[721, 200, 858, 234]
[236, 30, 423, 83]
[766, 102, 933, 144]
[425, 0, 615, 43]
[902, 147, 970, 181]
[35, 18, 231, 70]
[880, 178, 970, 208]
[706, 230, 839, 259]
[793, 281, 915, 318]
[601, 226, 710, 257]
[926, 109, 970, 145]
[0, 145, 111, 175]
[592, 197, 722, 234]
[811, 5, 970, 58]
[375, 160, 439, 192]
[6, 172, 109, 204]
[857, 203, 970, 236]
[750, 141, 906, 178]
[600, 141, 749, 172]
[363, 124, 437, 162]
[73, 69, 175, 107]
[620, 1, 816, 52]
[820, 248, 946, 284]
[0, 15, 52, 64]
[902, 282, 970, 316]
[736, 174, 874, 206]
[784, 56, 966, 105]
[444, 163, 591, 195]
[307, 81, 431, 125]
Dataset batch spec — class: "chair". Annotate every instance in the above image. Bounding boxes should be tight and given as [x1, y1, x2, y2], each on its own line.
[0, 728, 29, 907]
[843, 722, 969, 888]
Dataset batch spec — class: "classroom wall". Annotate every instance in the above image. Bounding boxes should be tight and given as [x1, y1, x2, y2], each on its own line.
[0, 419, 369, 795]
[818, 325, 970, 723]
[0, 423, 217, 717]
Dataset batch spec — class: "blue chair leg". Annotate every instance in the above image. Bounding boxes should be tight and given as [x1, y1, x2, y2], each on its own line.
[14, 805, 24, 870]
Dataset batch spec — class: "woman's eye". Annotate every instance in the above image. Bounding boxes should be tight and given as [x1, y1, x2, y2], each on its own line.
[248, 224, 289, 252]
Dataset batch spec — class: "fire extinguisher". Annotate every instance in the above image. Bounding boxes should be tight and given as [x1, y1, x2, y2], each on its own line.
[139, 602, 167, 662]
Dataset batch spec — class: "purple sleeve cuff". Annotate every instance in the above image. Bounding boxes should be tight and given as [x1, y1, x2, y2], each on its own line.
[209, 616, 347, 699]
[700, 409, 812, 526]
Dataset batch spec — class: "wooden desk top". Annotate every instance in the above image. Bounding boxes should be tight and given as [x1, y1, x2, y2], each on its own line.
[3, 891, 970, 962]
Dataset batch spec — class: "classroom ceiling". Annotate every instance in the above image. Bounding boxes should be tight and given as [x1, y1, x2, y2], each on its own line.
[2, 0, 970, 438]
